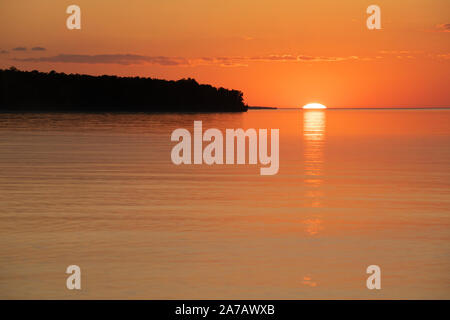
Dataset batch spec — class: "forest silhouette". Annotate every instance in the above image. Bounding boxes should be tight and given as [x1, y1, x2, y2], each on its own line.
[0, 68, 247, 112]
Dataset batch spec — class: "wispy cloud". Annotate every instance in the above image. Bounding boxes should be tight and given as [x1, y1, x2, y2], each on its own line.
[31, 46, 46, 51]
[378, 50, 424, 60]
[13, 53, 371, 67]
[435, 53, 450, 60]
[0, 50, 9, 54]
[249, 54, 361, 62]
[12, 47, 27, 51]
[378, 50, 450, 60]
[379, 50, 413, 54]
[14, 54, 189, 66]
[192, 57, 249, 67]
[435, 23, 450, 33]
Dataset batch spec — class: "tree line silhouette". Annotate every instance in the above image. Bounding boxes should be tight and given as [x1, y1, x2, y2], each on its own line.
[0, 67, 247, 112]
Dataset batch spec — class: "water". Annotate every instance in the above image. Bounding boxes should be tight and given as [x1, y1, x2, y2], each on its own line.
[0, 109, 449, 299]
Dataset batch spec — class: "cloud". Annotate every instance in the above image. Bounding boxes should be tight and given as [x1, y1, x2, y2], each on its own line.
[13, 53, 369, 67]
[378, 50, 424, 60]
[13, 53, 245, 66]
[435, 53, 450, 60]
[14, 54, 189, 66]
[248, 54, 361, 62]
[31, 47, 46, 51]
[379, 50, 412, 54]
[191, 57, 249, 67]
[192, 54, 363, 66]
[12, 47, 27, 51]
[435, 23, 450, 32]
[0, 50, 9, 54]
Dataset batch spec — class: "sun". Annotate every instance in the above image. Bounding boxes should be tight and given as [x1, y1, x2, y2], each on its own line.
[303, 103, 327, 109]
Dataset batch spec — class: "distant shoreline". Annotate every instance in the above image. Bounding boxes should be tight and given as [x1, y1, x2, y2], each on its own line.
[0, 68, 248, 113]
[247, 106, 278, 110]
[0, 110, 250, 114]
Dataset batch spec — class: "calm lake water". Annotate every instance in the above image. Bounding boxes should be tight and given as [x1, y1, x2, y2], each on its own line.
[0, 109, 449, 299]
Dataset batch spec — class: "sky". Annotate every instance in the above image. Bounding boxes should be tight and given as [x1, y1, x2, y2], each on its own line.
[0, 0, 449, 108]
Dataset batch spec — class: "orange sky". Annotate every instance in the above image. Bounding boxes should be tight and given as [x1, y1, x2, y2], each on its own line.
[1, 0, 449, 107]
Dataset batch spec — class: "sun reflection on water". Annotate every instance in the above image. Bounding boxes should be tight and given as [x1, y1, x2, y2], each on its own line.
[304, 110, 325, 186]
[303, 110, 326, 236]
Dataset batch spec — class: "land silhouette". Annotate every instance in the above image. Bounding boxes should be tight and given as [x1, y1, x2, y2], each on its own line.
[0, 68, 247, 112]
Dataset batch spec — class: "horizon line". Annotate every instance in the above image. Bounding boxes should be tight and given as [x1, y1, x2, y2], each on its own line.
[251, 106, 450, 110]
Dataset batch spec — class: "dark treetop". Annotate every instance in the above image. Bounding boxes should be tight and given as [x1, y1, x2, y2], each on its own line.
[0, 68, 247, 112]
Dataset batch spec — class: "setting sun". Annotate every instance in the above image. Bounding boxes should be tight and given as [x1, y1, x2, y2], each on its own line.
[303, 103, 327, 109]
